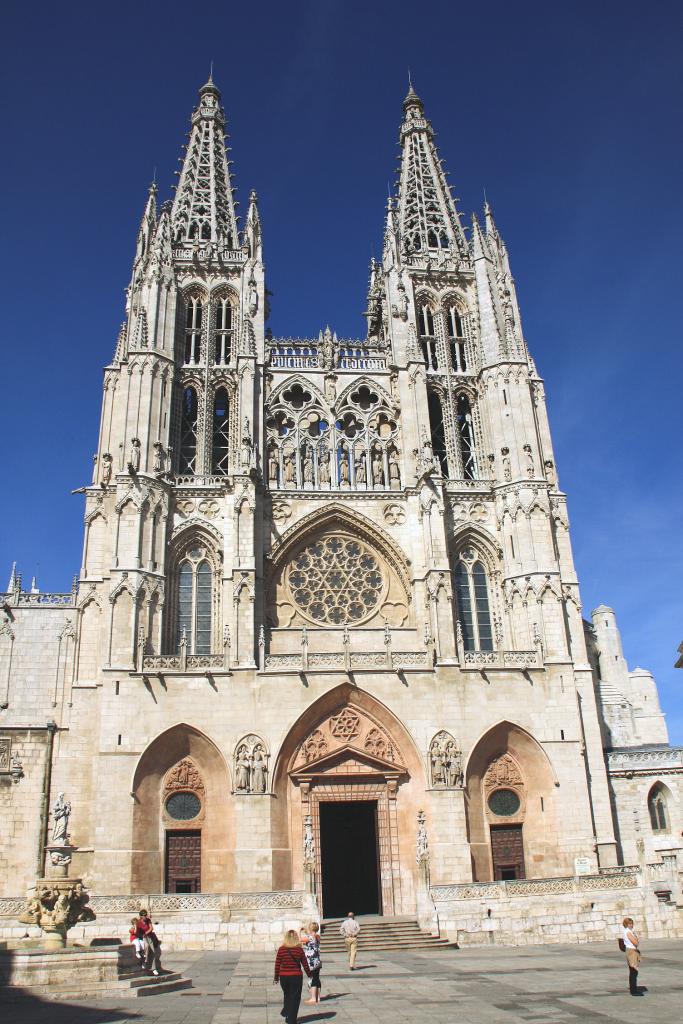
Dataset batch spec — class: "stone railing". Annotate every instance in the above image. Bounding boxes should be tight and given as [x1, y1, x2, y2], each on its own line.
[263, 649, 432, 673]
[607, 747, 683, 773]
[267, 339, 386, 372]
[460, 649, 542, 670]
[141, 653, 228, 673]
[174, 475, 228, 487]
[25, 890, 305, 916]
[430, 869, 641, 902]
[0, 592, 76, 607]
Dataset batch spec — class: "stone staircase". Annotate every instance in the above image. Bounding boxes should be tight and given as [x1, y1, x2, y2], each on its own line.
[50, 968, 193, 999]
[320, 915, 456, 953]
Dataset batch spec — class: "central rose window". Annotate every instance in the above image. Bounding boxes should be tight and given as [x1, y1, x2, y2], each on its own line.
[286, 536, 385, 625]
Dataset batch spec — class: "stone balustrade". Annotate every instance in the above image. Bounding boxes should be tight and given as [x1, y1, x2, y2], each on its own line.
[430, 868, 641, 902]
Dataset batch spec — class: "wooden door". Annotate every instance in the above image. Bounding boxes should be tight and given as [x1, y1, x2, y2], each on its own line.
[165, 830, 201, 893]
[490, 825, 525, 880]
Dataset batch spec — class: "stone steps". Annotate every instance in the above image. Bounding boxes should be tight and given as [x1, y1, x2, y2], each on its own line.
[320, 916, 456, 953]
[55, 970, 192, 1000]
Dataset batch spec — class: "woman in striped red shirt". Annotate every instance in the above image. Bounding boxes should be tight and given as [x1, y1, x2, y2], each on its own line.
[273, 929, 312, 1024]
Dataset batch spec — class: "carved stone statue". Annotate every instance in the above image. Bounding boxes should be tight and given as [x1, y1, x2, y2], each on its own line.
[153, 441, 164, 473]
[240, 417, 252, 470]
[303, 814, 315, 865]
[302, 448, 314, 485]
[268, 448, 278, 486]
[416, 809, 429, 865]
[389, 449, 401, 488]
[248, 276, 258, 317]
[339, 449, 350, 486]
[372, 450, 384, 486]
[523, 443, 535, 478]
[251, 745, 267, 793]
[284, 451, 295, 486]
[544, 459, 556, 486]
[128, 438, 141, 474]
[356, 451, 367, 485]
[101, 452, 113, 486]
[318, 445, 330, 484]
[51, 793, 71, 845]
[318, 327, 334, 370]
[445, 741, 462, 787]
[235, 746, 251, 793]
[430, 742, 446, 786]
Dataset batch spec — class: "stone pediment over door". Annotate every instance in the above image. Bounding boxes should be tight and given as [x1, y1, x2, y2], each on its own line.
[288, 702, 408, 781]
[290, 744, 407, 784]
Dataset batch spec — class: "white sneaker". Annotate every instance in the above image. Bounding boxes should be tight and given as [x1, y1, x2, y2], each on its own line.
[152, 970, 160, 976]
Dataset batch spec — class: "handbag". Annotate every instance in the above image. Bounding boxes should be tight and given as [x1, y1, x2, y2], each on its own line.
[618, 938, 626, 952]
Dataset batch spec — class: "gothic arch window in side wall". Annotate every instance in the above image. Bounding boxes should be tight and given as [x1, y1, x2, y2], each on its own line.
[179, 387, 199, 475]
[648, 785, 669, 832]
[455, 553, 493, 651]
[184, 297, 203, 365]
[214, 298, 234, 365]
[212, 388, 230, 474]
[427, 389, 448, 476]
[456, 394, 476, 479]
[177, 550, 212, 655]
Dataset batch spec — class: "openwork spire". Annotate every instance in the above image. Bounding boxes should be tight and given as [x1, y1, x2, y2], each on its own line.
[171, 77, 239, 247]
[396, 86, 469, 259]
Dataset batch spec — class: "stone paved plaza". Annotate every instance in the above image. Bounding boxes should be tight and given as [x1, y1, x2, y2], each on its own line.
[2, 940, 683, 1024]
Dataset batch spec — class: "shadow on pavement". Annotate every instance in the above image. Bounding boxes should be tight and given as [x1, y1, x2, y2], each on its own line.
[0, 989, 137, 1023]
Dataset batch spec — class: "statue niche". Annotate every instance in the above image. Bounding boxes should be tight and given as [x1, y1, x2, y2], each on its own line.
[429, 731, 462, 788]
[233, 735, 269, 794]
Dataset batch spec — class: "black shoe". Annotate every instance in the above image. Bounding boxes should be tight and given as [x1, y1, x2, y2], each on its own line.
[630, 991, 644, 996]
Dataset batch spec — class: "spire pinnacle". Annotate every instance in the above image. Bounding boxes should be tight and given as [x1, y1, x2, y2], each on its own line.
[171, 78, 238, 247]
[395, 86, 468, 259]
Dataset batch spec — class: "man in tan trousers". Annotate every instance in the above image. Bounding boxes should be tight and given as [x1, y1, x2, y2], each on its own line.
[340, 911, 360, 970]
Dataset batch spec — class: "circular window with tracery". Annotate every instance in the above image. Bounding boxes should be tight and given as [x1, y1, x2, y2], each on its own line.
[286, 535, 385, 625]
[165, 792, 201, 820]
[487, 788, 521, 817]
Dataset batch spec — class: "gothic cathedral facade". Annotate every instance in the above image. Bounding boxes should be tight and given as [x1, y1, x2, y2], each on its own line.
[1, 79, 681, 946]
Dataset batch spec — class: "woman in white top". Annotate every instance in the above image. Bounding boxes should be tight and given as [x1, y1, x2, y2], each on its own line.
[621, 917, 642, 996]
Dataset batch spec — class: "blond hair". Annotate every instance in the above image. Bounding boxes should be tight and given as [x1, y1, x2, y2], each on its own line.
[307, 921, 319, 934]
[282, 929, 301, 947]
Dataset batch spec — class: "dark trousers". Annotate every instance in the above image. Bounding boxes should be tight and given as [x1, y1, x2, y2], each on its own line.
[280, 974, 303, 1023]
[629, 964, 639, 994]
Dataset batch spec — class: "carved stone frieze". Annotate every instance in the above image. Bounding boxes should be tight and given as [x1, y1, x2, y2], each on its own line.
[164, 757, 205, 794]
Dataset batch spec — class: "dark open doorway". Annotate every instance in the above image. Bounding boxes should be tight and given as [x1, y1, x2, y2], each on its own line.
[320, 801, 381, 918]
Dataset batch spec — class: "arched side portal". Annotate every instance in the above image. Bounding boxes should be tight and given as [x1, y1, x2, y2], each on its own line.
[465, 721, 560, 882]
[131, 724, 232, 893]
[272, 684, 426, 918]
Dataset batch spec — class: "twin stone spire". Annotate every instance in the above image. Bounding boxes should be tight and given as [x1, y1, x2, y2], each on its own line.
[141, 77, 507, 270]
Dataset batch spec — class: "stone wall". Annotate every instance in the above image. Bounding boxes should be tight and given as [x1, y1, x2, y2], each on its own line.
[0, 729, 51, 896]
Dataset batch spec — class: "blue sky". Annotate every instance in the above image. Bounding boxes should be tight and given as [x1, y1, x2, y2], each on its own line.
[2, 1, 681, 739]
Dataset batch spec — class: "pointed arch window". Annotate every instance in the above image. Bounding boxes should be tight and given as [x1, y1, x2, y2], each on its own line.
[456, 394, 476, 479]
[214, 297, 234, 365]
[447, 305, 467, 372]
[179, 387, 198, 475]
[418, 304, 438, 371]
[648, 785, 669, 832]
[427, 390, 448, 476]
[176, 548, 212, 655]
[184, 297, 202, 365]
[212, 387, 230, 474]
[455, 550, 493, 651]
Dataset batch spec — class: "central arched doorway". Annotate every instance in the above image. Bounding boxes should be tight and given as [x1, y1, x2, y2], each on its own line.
[273, 684, 423, 918]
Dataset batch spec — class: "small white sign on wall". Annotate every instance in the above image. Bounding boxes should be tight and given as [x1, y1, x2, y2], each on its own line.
[574, 856, 592, 876]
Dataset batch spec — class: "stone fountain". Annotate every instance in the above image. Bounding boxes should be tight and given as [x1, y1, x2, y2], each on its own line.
[17, 793, 96, 949]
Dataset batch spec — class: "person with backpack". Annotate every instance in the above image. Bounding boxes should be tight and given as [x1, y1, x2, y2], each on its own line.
[300, 921, 322, 1004]
[619, 916, 642, 996]
[274, 929, 312, 1023]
